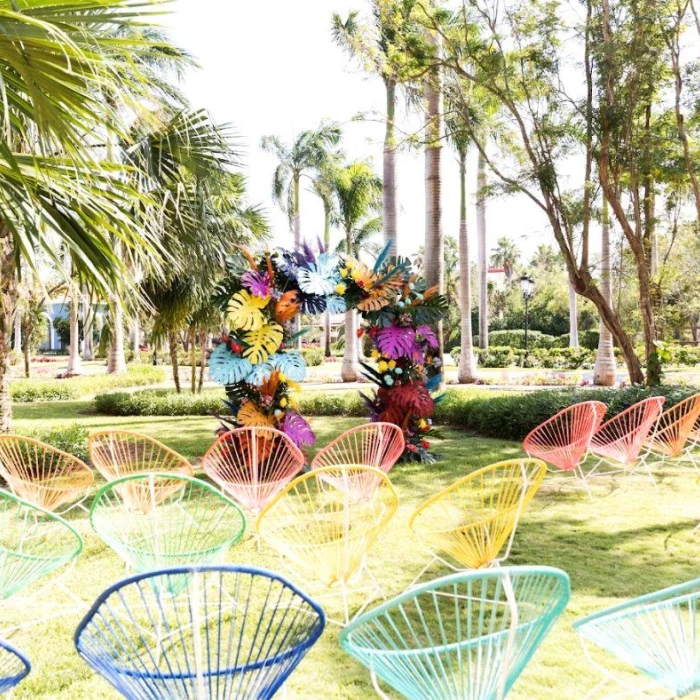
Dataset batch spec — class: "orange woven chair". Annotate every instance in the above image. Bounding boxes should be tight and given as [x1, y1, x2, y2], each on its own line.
[588, 397, 665, 484]
[640, 393, 700, 472]
[311, 423, 405, 500]
[201, 427, 305, 514]
[523, 401, 606, 497]
[0, 436, 94, 513]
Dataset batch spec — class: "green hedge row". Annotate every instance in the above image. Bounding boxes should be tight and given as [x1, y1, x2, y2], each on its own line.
[472, 329, 601, 351]
[452, 346, 596, 370]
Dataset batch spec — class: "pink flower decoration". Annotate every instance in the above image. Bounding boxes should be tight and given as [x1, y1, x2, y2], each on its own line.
[241, 270, 272, 298]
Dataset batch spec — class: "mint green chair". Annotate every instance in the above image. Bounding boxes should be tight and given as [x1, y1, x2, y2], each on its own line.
[574, 577, 700, 697]
[340, 566, 570, 699]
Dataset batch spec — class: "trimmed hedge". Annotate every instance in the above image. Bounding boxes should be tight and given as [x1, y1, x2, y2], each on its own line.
[21, 424, 89, 463]
[11, 382, 80, 403]
[452, 346, 596, 370]
[95, 389, 226, 416]
[474, 330, 559, 349]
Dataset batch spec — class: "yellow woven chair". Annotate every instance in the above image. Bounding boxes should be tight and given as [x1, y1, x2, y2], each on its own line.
[409, 459, 547, 584]
[257, 466, 399, 624]
[0, 436, 94, 513]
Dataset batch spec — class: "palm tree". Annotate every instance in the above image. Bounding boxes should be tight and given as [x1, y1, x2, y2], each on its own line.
[477, 152, 489, 349]
[491, 237, 520, 281]
[332, 161, 382, 381]
[594, 196, 616, 385]
[261, 123, 341, 249]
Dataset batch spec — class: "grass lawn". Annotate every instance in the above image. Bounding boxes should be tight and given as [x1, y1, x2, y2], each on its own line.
[5, 399, 700, 698]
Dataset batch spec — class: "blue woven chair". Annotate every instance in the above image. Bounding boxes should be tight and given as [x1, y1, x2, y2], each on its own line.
[0, 638, 30, 694]
[75, 565, 325, 699]
[574, 577, 700, 697]
[340, 566, 570, 699]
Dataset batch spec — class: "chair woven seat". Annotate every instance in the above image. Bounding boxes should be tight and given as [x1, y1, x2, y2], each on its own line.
[644, 394, 700, 458]
[0, 638, 30, 694]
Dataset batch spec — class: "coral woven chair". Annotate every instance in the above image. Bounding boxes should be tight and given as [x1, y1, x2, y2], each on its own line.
[574, 576, 700, 697]
[588, 396, 665, 484]
[0, 435, 94, 513]
[340, 566, 570, 700]
[310, 423, 405, 499]
[257, 466, 399, 624]
[89, 473, 245, 580]
[523, 401, 606, 497]
[640, 393, 700, 472]
[75, 565, 325, 700]
[0, 638, 30, 694]
[202, 427, 305, 514]
[409, 459, 547, 584]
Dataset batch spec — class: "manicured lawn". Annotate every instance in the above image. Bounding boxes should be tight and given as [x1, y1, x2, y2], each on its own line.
[6, 399, 700, 698]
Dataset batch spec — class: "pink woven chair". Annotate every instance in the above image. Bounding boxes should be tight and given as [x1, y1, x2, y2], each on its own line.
[523, 401, 606, 497]
[588, 397, 665, 484]
[201, 427, 305, 514]
[310, 423, 405, 499]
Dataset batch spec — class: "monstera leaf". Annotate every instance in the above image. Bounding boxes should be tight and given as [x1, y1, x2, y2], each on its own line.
[246, 362, 274, 386]
[298, 292, 327, 315]
[416, 324, 439, 349]
[280, 411, 316, 448]
[326, 295, 347, 314]
[227, 290, 270, 331]
[241, 270, 271, 298]
[377, 325, 416, 360]
[274, 290, 300, 323]
[242, 323, 284, 365]
[386, 381, 435, 418]
[208, 345, 253, 385]
[237, 402, 275, 428]
[296, 252, 339, 295]
[269, 351, 307, 382]
[409, 294, 449, 326]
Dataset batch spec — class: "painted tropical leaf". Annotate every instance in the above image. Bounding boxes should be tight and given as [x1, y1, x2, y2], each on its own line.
[241, 270, 271, 298]
[416, 324, 439, 349]
[296, 252, 340, 295]
[377, 325, 416, 359]
[227, 290, 270, 331]
[274, 290, 300, 323]
[242, 322, 284, 365]
[258, 371, 280, 397]
[208, 345, 253, 385]
[280, 410, 316, 448]
[246, 362, 274, 386]
[269, 351, 307, 382]
[237, 402, 275, 428]
[386, 381, 435, 418]
[378, 403, 409, 426]
[326, 295, 347, 314]
[298, 292, 327, 315]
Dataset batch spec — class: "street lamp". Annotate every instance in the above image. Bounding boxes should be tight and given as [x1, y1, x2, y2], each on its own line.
[520, 274, 535, 359]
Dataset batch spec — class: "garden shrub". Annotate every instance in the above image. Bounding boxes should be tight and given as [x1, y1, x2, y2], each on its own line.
[302, 348, 324, 367]
[454, 346, 595, 370]
[21, 424, 90, 463]
[474, 330, 559, 349]
[299, 391, 367, 416]
[477, 346, 516, 368]
[553, 331, 600, 350]
[11, 382, 80, 403]
[95, 389, 227, 416]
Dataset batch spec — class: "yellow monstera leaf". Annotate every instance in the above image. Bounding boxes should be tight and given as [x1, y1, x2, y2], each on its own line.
[227, 291, 270, 331]
[237, 402, 274, 428]
[242, 323, 283, 365]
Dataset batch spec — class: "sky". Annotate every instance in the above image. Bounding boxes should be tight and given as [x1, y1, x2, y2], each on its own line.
[163, 0, 553, 263]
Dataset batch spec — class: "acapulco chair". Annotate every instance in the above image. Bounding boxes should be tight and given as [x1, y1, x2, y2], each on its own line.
[0, 638, 30, 694]
[201, 427, 305, 514]
[574, 576, 700, 698]
[74, 565, 325, 700]
[523, 401, 606, 498]
[340, 566, 570, 700]
[0, 435, 94, 513]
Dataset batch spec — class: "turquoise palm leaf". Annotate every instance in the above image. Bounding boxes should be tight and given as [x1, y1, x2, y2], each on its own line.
[209, 345, 253, 385]
[247, 363, 274, 386]
[269, 351, 307, 382]
[326, 295, 347, 314]
[297, 253, 340, 296]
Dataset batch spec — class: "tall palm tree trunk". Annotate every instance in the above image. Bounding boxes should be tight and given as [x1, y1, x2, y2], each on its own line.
[168, 328, 181, 393]
[383, 78, 398, 255]
[0, 227, 17, 431]
[107, 300, 127, 375]
[67, 290, 82, 375]
[595, 196, 616, 385]
[477, 151, 489, 350]
[198, 333, 207, 393]
[568, 282, 579, 348]
[341, 228, 359, 382]
[457, 150, 477, 382]
[293, 173, 301, 249]
[82, 288, 93, 361]
[323, 204, 332, 358]
[13, 314, 21, 353]
[131, 316, 141, 362]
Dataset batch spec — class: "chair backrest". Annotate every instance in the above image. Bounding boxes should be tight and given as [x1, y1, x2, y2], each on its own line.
[0, 488, 83, 600]
[409, 459, 547, 569]
[75, 565, 325, 700]
[88, 430, 193, 481]
[645, 393, 700, 457]
[201, 427, 305, 513]
[0, 435, 94, 512]
[523, 401, 607, 471]
[89, 473, 245, 577]
[0, 638, 30, 694]
[257, 466, 399, 587]
[574, 576, 700, 697]
[590, 397, 666, 465]
[340, 566, 570, 700]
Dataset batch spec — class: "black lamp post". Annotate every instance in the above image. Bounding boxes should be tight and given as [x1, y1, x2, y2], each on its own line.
[520, 274, 535, 360]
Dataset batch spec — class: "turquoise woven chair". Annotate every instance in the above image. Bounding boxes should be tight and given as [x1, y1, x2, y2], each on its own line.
[340, 566, 570, 699]
[574, 577, 700, 697]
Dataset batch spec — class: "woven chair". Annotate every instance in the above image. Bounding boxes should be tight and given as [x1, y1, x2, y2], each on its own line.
[574, 576, 700, 697]
[640, 393, 700, 472]
[340, 566, 570, 700]
[523, 401, 607, 497]
[588, 397, 665, 484]
[0, 435, 93, 513]
[202, 427, 305, 514]
[75, 565, 325, 700]
[257, 466, 399, 624]
[89, 474, 245, 585]
[0, 638, 30, 694]
[310, 423, 405, 499]
[409, 459, 547, 585]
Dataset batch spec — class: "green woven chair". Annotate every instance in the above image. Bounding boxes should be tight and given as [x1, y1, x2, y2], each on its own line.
[89, 473, 246, 578]
[340, 566, 570, 699]
[0, 488, 83, 600]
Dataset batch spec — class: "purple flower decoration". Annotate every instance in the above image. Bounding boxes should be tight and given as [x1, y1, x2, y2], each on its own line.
[280, 410, 316, 448]
[411, 343, 426, 364]
[417, 324, 439, 349]
[377, 325, 416, 360]
[241, 270, 271, 298]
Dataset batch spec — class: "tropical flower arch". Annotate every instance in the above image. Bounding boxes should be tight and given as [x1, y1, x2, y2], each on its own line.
[210, 243, 447, 462]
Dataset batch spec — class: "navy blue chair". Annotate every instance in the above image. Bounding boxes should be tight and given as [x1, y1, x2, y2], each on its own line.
[74, 565, 325, 699]
[0, 638, 30, 694]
